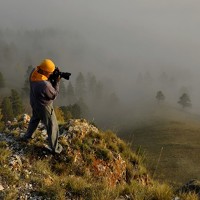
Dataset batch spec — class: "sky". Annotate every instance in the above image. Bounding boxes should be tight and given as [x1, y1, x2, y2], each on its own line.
[1, 0, 200, 72]
[1, 0, 200, 112]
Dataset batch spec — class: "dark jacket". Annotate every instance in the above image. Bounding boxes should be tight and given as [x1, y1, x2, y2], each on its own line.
[29, 68, 59, 107]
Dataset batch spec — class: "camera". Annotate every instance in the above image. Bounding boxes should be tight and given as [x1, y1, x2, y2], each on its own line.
[49, 67, 71, 86]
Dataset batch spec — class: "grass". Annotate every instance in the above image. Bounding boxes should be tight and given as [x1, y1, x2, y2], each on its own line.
[178, 192, 199, 200]
[119, 105, 200, 185]
[1, 117, 200, 199]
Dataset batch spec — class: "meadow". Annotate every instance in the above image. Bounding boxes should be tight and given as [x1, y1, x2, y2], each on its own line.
[119, 105, 200, 186]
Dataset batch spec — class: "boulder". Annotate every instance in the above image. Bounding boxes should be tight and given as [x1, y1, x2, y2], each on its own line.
[177, 179, 200, 197]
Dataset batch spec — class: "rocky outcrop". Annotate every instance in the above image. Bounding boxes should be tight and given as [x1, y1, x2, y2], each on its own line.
[177, 179, 200, 197]
[0, 118, 151, 199]
[59, 119, 145, 187]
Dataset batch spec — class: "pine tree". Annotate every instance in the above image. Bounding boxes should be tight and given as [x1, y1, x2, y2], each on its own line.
[178, 93, 191, 108]
[60, 104, 81, 119]
[66, 81, 76, 104]
[10, 89, 24, 116]
[59, 79, 67, 99]
[22, 65, 34, 97]
[75, 72, 86, 99]
[1, 97, 14, 122]
[86, 72, 97, 99]
[156, 91, 165, 104]
[94, 81, 103, 102]
[0, 72, 5, 88]
[77, 97, 89, 118]
[108, 92, 120, 109]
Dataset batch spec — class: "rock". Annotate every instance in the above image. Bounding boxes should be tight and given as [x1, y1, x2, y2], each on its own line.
[57, 119, 129, 186]
[22, 114, 30, 124]
[9, 154, 23, 171]
[177, 179, 200, 197]
[0, 184, 4, 191]
[6, 120, 12, 127]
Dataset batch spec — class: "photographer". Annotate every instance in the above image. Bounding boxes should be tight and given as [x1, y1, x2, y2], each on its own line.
[21, 59, 65, 154]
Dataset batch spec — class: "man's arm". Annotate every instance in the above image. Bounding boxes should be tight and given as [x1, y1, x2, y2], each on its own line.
[45, 81, 60, 100]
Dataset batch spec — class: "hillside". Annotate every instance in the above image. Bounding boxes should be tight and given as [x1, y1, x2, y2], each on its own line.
[119, 105, 200, 186]
[0, 117, 199, 199]
[0, 118, 150, 199]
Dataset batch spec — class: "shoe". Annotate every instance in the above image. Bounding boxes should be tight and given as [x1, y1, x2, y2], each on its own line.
[43, 144, 53, 152]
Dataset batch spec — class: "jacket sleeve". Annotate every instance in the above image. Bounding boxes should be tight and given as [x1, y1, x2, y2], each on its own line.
[44, 81, 59, 100]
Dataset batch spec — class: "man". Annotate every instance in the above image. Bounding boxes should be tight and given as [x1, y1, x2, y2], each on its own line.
[21, 59, 63, 154]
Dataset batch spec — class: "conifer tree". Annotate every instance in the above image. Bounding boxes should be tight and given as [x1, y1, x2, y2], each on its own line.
[75, 72, 86, 99]
[66, 81, 76, 104]
[0, 72, 5, 88]
[10, 89, 24, 116]
[77, 97, 89, 118]
[178, 93, 191, 108]
[60, 104, 81, 119]
[22, 65, 34, 97]
[59, 79, 67, 99]
[1, 97, 14, 122]
[156, 91, 165, 104]
[108, 92, 120, 108]
[86, 72, 97, 98]
[94, 81, 103, 101]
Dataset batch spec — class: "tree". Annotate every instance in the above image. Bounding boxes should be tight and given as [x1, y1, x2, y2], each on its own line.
[22, 65, 34, 97]
[144, 71, 153, 85]
[77, 97, 90, 118]
[156, 91, 165, 104]
[94, 81, 103, 102]
[1, 97, 14, 122]
[66, 81, 76, 104]
[54, 106, 65, 123]
[108, 92, 120, 108]
[75, 72, 86, 99]
[59, 79, 67, 99]
[60, 103, 81, 120]
[10, 89, 24, 116]
[0, 72, 5, 88]
[86, 72, 97, 99]
[178, 93, 191, 109]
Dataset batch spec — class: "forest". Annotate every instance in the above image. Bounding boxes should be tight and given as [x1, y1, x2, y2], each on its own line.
[0, 28, 196, 131]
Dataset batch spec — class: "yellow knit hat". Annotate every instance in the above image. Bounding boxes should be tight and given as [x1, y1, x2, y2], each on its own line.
[38, 59, 55, 73]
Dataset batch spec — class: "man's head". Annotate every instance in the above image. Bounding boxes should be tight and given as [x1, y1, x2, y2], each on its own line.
[38, 59, 55, 78]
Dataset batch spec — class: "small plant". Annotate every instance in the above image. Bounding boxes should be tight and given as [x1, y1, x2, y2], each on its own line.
[147, 182, 173, 200]
[0, 121, 5, 132]
[95, 147, 112, 161]
[178, 192, 199, 200]
[0, 165, 19, 186]
[54, 106, 65, 123]
[0, 187, 18, 200]
[0, 141, 11, 165]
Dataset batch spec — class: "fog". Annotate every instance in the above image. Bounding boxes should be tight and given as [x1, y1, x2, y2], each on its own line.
[1, 0, 200, 127]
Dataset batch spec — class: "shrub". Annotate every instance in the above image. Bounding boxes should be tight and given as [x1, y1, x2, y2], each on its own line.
[54, 106, 65, 123]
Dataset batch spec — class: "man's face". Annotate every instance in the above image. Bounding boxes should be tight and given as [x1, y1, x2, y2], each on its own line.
[44, 71, 53, 78]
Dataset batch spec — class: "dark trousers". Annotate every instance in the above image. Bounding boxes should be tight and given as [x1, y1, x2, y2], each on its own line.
[25, 103, 63, 154]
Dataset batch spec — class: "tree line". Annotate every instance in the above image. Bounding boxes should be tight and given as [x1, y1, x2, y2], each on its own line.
[0, 66, 193, 129]
[0, 68, 120, 126]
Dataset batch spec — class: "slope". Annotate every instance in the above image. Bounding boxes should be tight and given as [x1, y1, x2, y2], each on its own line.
[119, 105, 200, 186]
